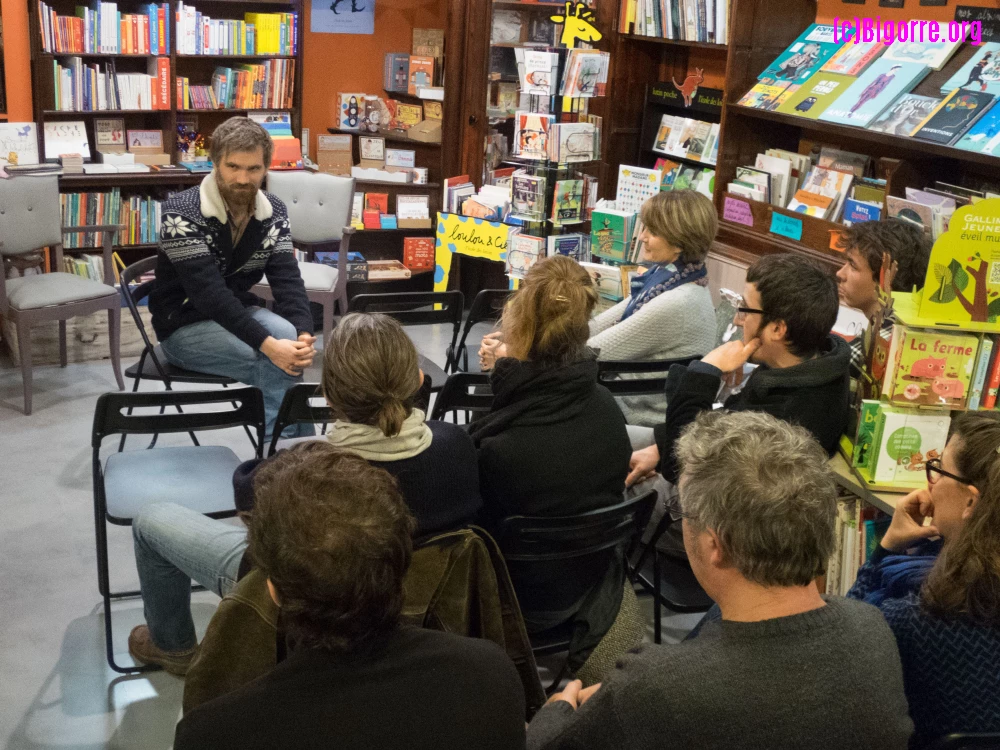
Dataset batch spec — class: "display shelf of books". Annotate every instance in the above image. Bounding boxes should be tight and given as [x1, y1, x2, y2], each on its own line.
[714, 0, 1000, 267]
[327, 126, 442, 151]
[617, 0, 731, 45]
[620, 33, 726, 50]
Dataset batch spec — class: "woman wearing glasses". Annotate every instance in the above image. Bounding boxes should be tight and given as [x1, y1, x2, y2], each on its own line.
[847, 411, 1000, 741]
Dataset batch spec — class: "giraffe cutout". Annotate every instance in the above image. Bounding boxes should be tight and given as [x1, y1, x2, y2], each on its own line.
[550, 1, 603, 48]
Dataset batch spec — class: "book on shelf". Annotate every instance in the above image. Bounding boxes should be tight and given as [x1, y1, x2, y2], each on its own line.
[818, 60, 928, 128]
[511, 171, 547, 221]
[590, 208, 638, 263]
[178, 60, 295, 110]
[384, 53, 410, 94]
[546, 233, 589, 262]
[819, 39, 885, 77]
[882, 37, 962, 71]
[366, 260, 411, 281]
[51, 56, 170, 112]
[37, 1, 170, 55]
[44, 120, 90, 162]
[548, 122, 598, 163]
[619, 0, 731, 44]
[841, 198, 882, 225]
[560, 49, 609, 98]
[880, 325, 978, 409]
[940, 43, 1000, 97]
[551, 179, 584, 225]
[912, 90, 996, 146]
[757, 24, 843, 86]
[953, 102, 1000, 155]
[868, 94, 942, 136]
[402, 237, 435, 271]
[981, 338, 1000, 409]
[174, 4, 297, 56]
[60, 187, 163, 248]
[869, 407, 952, 487]
[514, 112, 554, 161]
[967, 336, 996, 411]
[737, 80, 799, 112]
[817, 146, 869, 178]
[826, 498, 890, 596]
[506, 234, 546, 280]
[443, 175, 475, 215]
[615, 165, 662, 215]
[407, 56, 435, 96]
[517, 50, 558, 97]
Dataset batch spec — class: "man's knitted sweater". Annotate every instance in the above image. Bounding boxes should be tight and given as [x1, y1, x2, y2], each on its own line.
[588, 283, 716, 426]
[527, 597, 914, 750]
[149, 172, 312, 349]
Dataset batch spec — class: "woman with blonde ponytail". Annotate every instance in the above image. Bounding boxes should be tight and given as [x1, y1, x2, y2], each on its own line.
[847, 411, 1000, 741]
[469, 256, 632, 662]
[126, 313, 481, 673]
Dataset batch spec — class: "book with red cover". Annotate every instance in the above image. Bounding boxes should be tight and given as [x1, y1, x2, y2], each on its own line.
[362, 209, 381, 230]
[148, 57, 170, 109]
[364, 193, 389, 214]
[407, 56, 435, 95]
[403, 237, 435, 270]
[981, 342, 1000, 409]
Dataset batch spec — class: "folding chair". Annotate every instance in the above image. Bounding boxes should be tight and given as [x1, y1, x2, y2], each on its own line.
[349, 291, 464, 392]
[596, 356, 703, 397]
[267, 382, 333, 456]
[429, 372, 493, 422]
[496, 490, 657, 691]
[91, 387, 265, 673]
[450, 288, 511, 373]
[119, 256, 257, 452]
[630, 503, 714, 644]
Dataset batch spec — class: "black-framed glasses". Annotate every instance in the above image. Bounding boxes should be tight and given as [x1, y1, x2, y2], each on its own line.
[736, 307, 765, 316]
[925, 457, 969, 486]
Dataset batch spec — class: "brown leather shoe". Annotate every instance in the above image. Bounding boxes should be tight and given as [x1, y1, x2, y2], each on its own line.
[128, 625, 197, 675]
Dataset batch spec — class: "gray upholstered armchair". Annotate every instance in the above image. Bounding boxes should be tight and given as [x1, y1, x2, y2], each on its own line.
[253, 171, 355, 344]
[0, 175, 124, 414]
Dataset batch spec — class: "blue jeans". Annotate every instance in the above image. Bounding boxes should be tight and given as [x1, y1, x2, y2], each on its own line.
[133, 502, 249, 652]
[160, 307, 314, 440]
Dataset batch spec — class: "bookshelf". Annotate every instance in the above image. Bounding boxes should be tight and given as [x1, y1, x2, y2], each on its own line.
[713, 0, 1000, 270]
[27, 0, 303, 260]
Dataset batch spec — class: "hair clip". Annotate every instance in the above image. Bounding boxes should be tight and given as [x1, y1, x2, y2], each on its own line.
[996, 443, 1000, 454]
[553, 295, 569, 302]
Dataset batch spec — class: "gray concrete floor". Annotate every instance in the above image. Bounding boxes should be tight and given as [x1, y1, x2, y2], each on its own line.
[0, 321, 701, 749]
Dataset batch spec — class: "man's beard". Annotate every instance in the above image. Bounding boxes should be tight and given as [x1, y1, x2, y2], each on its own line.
[220, 180, 256, 209]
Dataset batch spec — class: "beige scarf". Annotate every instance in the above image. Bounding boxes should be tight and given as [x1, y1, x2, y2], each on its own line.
[324, 409, 432, 462]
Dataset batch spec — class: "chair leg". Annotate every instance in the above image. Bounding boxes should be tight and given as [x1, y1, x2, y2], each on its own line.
[108, 306, 125, 391]
[16, 321, 33, 415]
[59, 320, 68, 367]
[221, 383, 254, 451]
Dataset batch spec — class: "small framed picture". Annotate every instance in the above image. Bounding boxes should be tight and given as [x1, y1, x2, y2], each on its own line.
[359, 136, 385, 161]
[127, 129, 163, 151]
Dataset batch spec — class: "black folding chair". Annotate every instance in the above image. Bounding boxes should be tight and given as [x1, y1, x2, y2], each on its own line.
[450, 288, 511, 373]
[629, 500, 714, 644]
[267, 383, 334, 456]
[349, 291, 464, 392]
[596, 356, 703, 397]
[91, 387, 265, 673]
[429, 372, 493, 422]
[496, 490, 657, 691]
[929, 734, 1000, 749]
[119, 256, 257, 452]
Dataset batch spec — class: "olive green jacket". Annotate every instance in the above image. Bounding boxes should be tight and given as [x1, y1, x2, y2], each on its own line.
[183, 527, 546, 718]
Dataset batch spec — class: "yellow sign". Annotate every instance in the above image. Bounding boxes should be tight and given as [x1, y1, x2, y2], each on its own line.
[918, 198, 1000, 328]
[550, 1, 602, 47]
[434, 213, 510, 292]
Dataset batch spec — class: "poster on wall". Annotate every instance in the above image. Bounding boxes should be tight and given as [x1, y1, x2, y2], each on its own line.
[311, 0, 374, 34]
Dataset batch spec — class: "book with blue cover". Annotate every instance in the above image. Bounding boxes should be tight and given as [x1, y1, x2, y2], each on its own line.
[819, 60, 929, 128]
[940, 43, 1000, 97]
[842, 198, 882, 225]
[757, 25, 844, 85]
[912, 89, 996, 145]
[952, 99, 1000, 153]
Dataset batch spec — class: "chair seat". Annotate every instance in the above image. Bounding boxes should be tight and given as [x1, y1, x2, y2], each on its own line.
[636, 552, 714, 612]
[419, 354, 447, 394]
[103, 445, 241, 523]
[256, 261, 337, 292]
[126, 345, 238, 384]
[6, 271, 117, 310]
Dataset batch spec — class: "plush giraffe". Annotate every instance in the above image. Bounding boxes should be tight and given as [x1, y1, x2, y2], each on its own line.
[549, 1, 603, 48]
[672, 68, 704, 107]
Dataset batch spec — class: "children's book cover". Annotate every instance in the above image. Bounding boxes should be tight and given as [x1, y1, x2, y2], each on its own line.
[515, 112, 553, 160]
[868, 94, 942, 136]
[912, 89, 996, 145]
[551, 179, 584, 224]
[883, 38, 962, 71]
[407, 56, 435, 95]
[757, 24, 843, 85]
[918, 200, 1000, 327]
[852, 400, 882, 473]
[547, 233, 588, 261]
[615, 165, 662, 214]
[776, 73, 854, 119]
[338, 92, 365, 130]
[821, 40, 886, 76]
[819, 60, 929, 127]
[871, 408, 952, 486]
[886, 195, 934, 233]
[953, 100, 1000, 154]
[512, 172, 547, 220]
[737, 81, 798, 111]
[652, 115, 681, 153]
[506, 234, 546, 279]
[364, 193, 389, 214]
[590, 210, 632, 262]
[940, 43, 1000, 97]
[887, 328, 978, 408]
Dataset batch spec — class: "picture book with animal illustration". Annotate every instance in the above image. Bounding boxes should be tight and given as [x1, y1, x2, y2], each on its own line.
[506, 234, 546, 279]
[757, 24, 843, 85]
[511, 171, 547, 221]
[590, 208, 636, 263]
[514, 112, 554, 160]
[737, 81, 799, 111]
[940, 43, 1000, 97]
[820, 40, 886, 77]
[551, 179, 584, 225]
[869, 407, 952, 487]
[868, 94, 942, 136]
[953, 100, 1000, 154]
[0, 123, 40, 166]
[776, 73, 854, 119]
[819, 60, 929, 127]
[882, 326, 978, 408]
[883, 38, 962, 71]
[912, 89, 996, 145]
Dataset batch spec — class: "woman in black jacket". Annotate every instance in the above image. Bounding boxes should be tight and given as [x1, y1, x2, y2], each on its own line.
[469, 256, 632, 657]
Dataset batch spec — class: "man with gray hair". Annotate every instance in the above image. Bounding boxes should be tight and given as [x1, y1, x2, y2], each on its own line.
[150, 116, 314, 440]
[527, 410, 914, 750]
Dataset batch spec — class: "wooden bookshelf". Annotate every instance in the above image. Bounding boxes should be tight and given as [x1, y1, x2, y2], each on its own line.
[327, 125, 442, 150]
[28, 0, 303, 258]
[621, 33, 727, 51]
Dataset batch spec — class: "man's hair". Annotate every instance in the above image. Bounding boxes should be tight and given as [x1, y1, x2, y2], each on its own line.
[675, 410, 837, 587]
[321, 313, 421, 437]
[836, 219, 931, 292]
[639, 189, 718, 265]
[746, 253, 839, 357]
[209, 116, 274, 167]
[501, 255, 598, 367]
[246, 442, 416, 652]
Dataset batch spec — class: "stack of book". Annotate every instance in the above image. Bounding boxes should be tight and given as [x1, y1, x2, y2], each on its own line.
[52, 57, 170, 111]
[37, 1, 170, 54]
[177, 60, 295, 110]
[619, 0, 730, 44]
[61, 188, 164, 248]
[62, 254, 111, 283]
[443, 175, 476, 215]
[174, 3, 297, 55]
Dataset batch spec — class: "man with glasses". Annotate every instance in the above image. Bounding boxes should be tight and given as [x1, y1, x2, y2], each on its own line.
[527, 411, 914, 750]
[627, 253, 851, 486]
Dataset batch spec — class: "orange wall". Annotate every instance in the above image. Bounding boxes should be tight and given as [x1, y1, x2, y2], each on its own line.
[300, 0, 446, 157]
[2, 0, 33, 120]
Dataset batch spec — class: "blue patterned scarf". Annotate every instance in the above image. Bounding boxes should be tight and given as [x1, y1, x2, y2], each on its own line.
[619, 261, 708, 321]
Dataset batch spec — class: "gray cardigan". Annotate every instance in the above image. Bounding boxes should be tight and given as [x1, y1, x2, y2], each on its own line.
[527, 597, 914, 750]
[588, 282, 716, 427]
